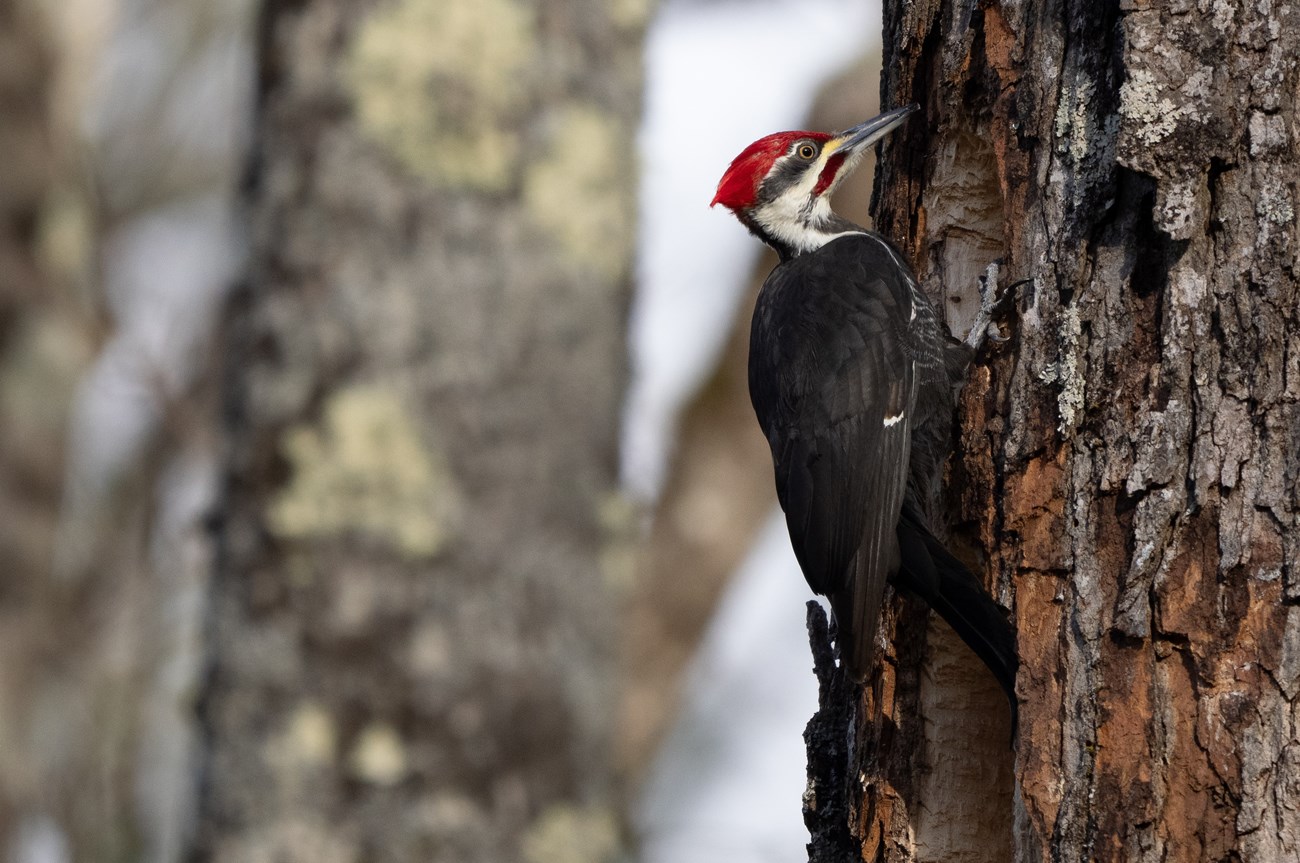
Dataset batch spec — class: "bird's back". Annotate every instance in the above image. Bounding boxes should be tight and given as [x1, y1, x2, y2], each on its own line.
[748, 232, 932, 679]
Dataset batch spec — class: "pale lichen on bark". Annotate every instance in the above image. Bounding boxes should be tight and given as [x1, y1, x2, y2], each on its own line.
[344, 0, 536, 190]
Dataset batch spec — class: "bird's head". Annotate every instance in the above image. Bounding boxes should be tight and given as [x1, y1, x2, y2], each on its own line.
[711, 104, 918, 257]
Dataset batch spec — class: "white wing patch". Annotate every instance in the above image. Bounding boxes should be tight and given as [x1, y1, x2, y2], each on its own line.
[883, 411, 905, 427]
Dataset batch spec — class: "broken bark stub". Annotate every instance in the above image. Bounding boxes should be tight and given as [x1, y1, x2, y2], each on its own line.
[803, 601, 858, 863]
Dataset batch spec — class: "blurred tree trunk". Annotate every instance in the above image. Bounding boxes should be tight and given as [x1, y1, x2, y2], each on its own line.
[190, 1, 644, 861]
[824, 1, 1300, 861]
[0, 5, 55, 554]
[0, 0, 63, 849]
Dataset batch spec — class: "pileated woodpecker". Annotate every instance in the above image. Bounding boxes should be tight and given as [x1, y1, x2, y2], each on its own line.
[712, 105, 1017, 711]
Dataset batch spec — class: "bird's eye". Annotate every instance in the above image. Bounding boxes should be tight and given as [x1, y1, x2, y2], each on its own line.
[797, 143, 818, 160]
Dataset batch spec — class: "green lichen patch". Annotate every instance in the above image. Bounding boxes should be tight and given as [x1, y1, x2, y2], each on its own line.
[521, 804, 620, 863]
[1258, 182, 1295, 226]
[345, 0, 535, 190]
[269, 385, 459, 558]
[609, 0, 652, 29]
[1054, 76, 1098, 163]
[274, 701, 337, 768]
[348, 722, 408, 786]
[596, 491, 638, 592]
[0, 310, 91, 453]
[1056, 303, 1085, 434]
[1118, 68, 1179, 146]
[523, 105, 635, 279]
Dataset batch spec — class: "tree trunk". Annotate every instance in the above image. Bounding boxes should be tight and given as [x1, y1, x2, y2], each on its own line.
[838, 1, 1300, 860]
[190, 1, 643, 861]
[0, 0, 64, 850]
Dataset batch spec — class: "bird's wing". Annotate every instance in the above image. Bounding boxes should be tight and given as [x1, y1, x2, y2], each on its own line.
[748, 235, 917, 678]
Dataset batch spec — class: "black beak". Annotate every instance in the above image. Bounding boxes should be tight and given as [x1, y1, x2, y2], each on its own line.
[829, 104, 920, 156]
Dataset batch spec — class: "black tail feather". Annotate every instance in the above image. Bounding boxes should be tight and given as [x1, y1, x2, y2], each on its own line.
[894, 504, 1019, 726]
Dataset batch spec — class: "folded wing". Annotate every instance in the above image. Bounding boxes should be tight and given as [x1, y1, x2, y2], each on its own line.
[749, 235, 918, 681]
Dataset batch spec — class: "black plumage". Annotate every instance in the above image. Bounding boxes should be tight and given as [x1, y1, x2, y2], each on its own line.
[748, 232, 1017, 707]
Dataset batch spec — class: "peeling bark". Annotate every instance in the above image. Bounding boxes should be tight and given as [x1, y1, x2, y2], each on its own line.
[841, 0, 1300, 860]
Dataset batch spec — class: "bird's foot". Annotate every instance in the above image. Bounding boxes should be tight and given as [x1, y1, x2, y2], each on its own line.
[964, 261, 1029, 352]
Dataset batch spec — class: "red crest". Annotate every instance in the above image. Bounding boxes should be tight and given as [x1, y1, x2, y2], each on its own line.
[711, 130, 833, 210]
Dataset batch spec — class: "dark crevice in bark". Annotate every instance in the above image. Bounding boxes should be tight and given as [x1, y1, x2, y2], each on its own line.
[1206, 158, 1232, 235]
[1130, 214, 1177, 301]
[1055, 0, 1125, 241]
[961, 8, 1001, 122]
[1055, 592, 1102, 860]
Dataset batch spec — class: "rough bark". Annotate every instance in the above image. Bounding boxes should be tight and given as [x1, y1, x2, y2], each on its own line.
[842, 0, 1300, 861]
[191, 1, 643, 861]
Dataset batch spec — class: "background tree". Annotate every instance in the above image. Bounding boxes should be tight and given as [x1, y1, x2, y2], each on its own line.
[0, 0, 66, 847]
[190, 1, 644, 861]
[1, 1, 248, 859]
[828, 1, 1300, 861]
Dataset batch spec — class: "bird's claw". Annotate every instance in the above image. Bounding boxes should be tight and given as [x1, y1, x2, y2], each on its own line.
[964, 261, 1028, 352]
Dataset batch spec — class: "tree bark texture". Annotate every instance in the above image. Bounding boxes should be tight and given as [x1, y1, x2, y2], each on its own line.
[848, 0, 1300, 861]
[192, 1, 643, 861]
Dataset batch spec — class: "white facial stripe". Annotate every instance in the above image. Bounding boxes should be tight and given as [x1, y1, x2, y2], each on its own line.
[751, 195, 846, 253]
[750, 145, 868, 254]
